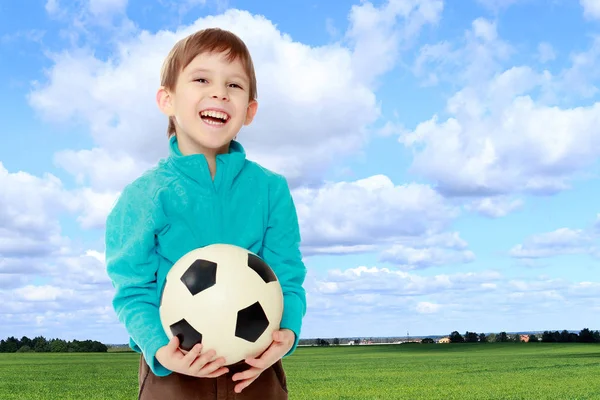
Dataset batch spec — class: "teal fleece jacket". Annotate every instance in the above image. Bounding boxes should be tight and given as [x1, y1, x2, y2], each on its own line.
[105, 136, 307, 377]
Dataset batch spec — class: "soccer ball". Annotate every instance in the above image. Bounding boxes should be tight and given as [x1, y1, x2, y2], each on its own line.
[159, 243, 283, 365]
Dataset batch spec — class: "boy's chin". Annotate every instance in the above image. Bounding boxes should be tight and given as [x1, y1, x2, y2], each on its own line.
[193, 135, 236, 151]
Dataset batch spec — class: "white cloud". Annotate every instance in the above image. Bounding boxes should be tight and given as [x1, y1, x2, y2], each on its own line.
[13, 285, 74, 302]
[402, 65, 600, 196]
[294, 181, 476, 266]
[419, 231, 470, 249]
[313, 266, 501, 297]
[559, 36, 600, 99]
[346, 0, 443, 86]
[581, 0, 600, 20]
[86, 249, 106, 264]
[0, 229, 71, 259]
[509, 278, 568, 293]
[1, 30, 46, 45]
[54, 147, 150, 192]
[173, 0, 208, 17]
[416, 301, 440, 314]
[472, 18, 497, 42]
[303, 265, 502, 335]
[0, 162, 75, 258]
[52, 251, 113, 286]
[379, 244, 475, 269]
[412, 41, 454, 86]
[46, 0, 129, 18]
[459, 18, 513, 83]
[158, 0, 233, 19]
[303, 244, 378, 256]
[413, 18, 512, 87]
[0, 249, 115, 341]
[88, 0, 128, 17]
[294, 175, 457, 255]
[0, 270, 31, 290]
[569, 281, 600, 298]
[510, 228, 598, 259]
[0, 162, 116, 269]
[325, 18, 339, 39]
[407, 17, 600, 199]
[71, 188, 119, 230]
[377, 228, 475, 270]
[45, 0, 60, 15]
[0, 305, 117, 342]
[465, 196, 524, 218]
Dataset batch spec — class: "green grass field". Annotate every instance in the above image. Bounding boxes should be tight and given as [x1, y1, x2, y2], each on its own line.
[1, 343, 599, 399]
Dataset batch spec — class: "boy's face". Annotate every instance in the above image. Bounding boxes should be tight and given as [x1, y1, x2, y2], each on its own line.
[157, 51, 257, 156]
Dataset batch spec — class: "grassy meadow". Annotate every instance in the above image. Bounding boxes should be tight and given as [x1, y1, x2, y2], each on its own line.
[0, 343, 599, 399]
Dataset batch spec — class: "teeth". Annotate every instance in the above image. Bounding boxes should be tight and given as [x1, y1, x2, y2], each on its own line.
[200, 110, 229, 120]
[204, 119, 224, 125]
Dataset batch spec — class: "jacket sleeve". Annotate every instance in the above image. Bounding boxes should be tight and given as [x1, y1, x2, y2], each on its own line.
[260, 175, 307, 356]
[105, 184, 172, 376]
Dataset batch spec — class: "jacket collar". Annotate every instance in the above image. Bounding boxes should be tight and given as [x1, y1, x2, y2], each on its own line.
[166, 135, 247, 192]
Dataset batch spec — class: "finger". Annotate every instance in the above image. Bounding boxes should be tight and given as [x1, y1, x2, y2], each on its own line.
[245, 345, 282, 369]
[232, 366, 261, 382]
[244, 357, 266, 369]
[235, 376, 258, 394]
[168, 335, 180, 351]
[195, 357, 227, 376]
[274, 330, 295, 345]
[182, 343, 202, 365]
[189, 349, 217, 370]
[203, 366, 230, 378]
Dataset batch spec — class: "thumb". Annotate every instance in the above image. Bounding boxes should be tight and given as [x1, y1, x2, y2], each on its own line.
[273, 331, 282, 342]
[169, 335, 180, 351]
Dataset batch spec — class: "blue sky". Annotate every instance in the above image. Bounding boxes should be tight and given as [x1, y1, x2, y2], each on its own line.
[1, 0, 600, 344]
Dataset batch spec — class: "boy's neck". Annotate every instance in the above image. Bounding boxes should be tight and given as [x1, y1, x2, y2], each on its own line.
[205, 156, 217, 179]
[176, 135, 230, 180]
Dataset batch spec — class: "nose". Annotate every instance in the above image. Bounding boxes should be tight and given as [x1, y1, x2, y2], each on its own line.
[211, 86, 229, 101]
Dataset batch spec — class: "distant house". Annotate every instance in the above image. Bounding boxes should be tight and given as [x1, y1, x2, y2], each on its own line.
[438, 337, 451, 343]
[520, 335, 530, 342]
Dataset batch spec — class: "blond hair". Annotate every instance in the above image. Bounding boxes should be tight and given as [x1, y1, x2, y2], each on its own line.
[160, 28, 257, 136]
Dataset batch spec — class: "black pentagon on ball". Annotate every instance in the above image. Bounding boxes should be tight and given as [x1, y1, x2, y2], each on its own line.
[181, 259, 217, 295]
[247, 253, 277, 283]
[170, 318, 202, 351]
[235, 301, 270, 342]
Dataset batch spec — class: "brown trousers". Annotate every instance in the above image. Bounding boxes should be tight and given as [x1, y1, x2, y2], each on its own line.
[138, 356, 289, 400]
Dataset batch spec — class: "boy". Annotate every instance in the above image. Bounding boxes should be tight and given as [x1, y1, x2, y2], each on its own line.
[105, 28, 307, 399]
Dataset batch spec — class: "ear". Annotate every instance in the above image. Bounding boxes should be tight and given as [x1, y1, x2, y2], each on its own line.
[243, 100, 258, 125]
[156, 86, 174, 116]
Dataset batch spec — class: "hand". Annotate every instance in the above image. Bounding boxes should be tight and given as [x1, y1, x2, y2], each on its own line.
[231, 329, 295, 393]
[155, 336, 229, 378]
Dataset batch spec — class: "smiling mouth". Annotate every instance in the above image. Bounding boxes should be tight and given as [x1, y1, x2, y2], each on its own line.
[200, 110, 230, 126]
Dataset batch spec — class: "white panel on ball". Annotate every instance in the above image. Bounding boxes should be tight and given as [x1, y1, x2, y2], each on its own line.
[159, 243, 284, 366]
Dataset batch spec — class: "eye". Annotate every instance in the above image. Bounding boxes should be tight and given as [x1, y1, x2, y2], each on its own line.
[228, 83, 243, 89]
[194, 78, 208, 83]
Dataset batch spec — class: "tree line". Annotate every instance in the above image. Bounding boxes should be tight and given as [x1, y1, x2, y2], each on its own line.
[300, 328, 600, 347]
[442, 328, 600, 343]
[0, 336, 108, 353]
